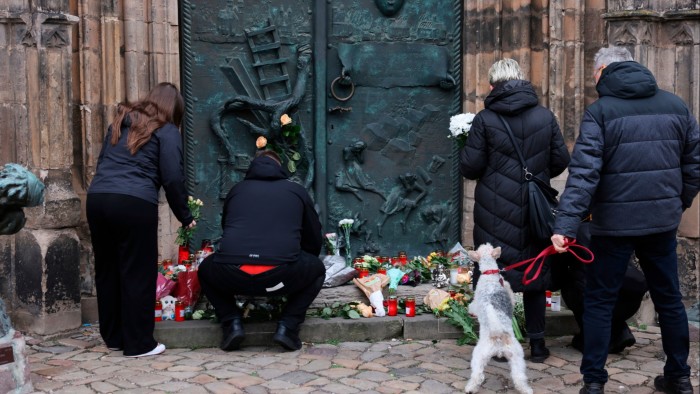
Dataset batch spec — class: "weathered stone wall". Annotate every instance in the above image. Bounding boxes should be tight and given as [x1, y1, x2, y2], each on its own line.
[0, 0, 83, 335]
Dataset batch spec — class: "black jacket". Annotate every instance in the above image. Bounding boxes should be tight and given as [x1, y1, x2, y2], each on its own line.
[554, 61, 700, 238]
[88, 117, 193, 226]
[460, 80, 570, 268]
[214, 155, 322, 265]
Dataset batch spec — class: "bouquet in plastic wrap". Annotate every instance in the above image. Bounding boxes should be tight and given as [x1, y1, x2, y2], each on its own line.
[352, 274, 389, 316]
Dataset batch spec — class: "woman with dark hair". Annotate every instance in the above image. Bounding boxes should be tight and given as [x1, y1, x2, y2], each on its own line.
[87, 82, 195, 358]
[460, 59, 570, 363]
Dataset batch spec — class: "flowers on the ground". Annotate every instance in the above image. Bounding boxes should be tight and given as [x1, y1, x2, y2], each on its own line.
[175, 196, 203, 246]
[339, 218, 354, 266]
[359, 255, 379, 270]
[448, 112, 476, 147]
[325, 233, 338, 255]
[158, 264, 188, 281]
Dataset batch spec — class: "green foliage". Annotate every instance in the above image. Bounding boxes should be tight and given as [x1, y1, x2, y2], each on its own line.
[314, 301, 364, 319]
[405, 258, 434, 282]
[175, 196, 203, 246]
[270, 121, 303, 173]
[441, 299, 479, 345]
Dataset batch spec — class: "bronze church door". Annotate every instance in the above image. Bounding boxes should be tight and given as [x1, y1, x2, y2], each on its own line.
[180, 0, 462, 257]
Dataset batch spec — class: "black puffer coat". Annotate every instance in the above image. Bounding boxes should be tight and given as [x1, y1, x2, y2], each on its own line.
[460, 80, 570, 290]
[554, 61, 700, 238]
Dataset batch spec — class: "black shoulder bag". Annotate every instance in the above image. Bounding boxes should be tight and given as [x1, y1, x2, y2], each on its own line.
[498, 114, 559, 241]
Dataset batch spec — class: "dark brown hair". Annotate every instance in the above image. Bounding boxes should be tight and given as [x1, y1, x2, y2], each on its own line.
[110, 82, 185, 154]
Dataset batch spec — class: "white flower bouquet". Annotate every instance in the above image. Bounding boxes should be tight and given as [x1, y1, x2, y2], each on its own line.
[449, 112, 476, 147]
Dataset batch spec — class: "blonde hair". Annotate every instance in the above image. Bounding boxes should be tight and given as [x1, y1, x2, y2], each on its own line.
[488, 58, 524, 85]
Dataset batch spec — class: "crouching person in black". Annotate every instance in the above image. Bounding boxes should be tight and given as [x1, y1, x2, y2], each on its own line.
[198, 150, 325, 351]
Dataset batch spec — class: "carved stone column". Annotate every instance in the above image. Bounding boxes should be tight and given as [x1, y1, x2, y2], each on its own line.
[0, 3, 81, 335]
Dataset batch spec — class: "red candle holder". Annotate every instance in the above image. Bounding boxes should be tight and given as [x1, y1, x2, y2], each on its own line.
[178, 245, 189, 264]
[387, 296, 398, 316]
[405, 296, 416, 317]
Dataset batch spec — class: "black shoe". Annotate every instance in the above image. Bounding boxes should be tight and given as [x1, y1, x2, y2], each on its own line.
[654, 375, 693, 394]
[579, 382, 604, 394]
[608, 326, 635, 354]
[220, 318, 245, 351]
[273, 323, 302, 351]
[571, 333, 584, 353]
[529, 338, 550, 363]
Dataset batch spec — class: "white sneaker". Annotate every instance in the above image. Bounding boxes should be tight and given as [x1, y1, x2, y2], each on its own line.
[125, 343, 165, 358]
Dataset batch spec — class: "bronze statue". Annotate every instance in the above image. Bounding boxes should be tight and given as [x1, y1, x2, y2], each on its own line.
[335, 141, 385, 201]
[0, 164, 45, 235]
[377, 172, 426, 236]
[210, 44, 315, 189]
[374, 0, 406, 17]
[0, 163, 45, 338]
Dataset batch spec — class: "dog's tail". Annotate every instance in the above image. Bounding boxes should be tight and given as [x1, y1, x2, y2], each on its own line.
[485, 305, 512, 345]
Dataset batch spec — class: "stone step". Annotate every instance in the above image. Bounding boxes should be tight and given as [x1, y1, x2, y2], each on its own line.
[151, 283, 579, 348]
[154, 309, 578, 349]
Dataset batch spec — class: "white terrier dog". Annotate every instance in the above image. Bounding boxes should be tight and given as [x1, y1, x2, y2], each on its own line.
[465, 243, 532, 394]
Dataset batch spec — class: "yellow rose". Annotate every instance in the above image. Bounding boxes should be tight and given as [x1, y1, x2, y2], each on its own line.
[255, 136, 267, 149]
[280, 114, 292, 126]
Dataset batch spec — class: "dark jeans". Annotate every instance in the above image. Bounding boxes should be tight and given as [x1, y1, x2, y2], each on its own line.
[198, 250, 325, 329]
[561, 258, 647, 339]
[582, 230, 690, 383]
[87, 193, 159, 356]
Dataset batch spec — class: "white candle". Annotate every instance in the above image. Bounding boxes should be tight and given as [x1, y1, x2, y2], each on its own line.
[449, 268, 459, 286]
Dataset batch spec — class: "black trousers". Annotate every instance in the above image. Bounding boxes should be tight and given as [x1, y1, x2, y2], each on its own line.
[198, 250, 325, 329]
[86, 193, 159, 356]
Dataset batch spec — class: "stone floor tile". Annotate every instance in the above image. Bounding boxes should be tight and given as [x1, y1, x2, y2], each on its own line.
[226, 374, 265, 388]
[204, 381, 244, 394]
[317, 367, 358, 379]
[337, 376, 381, 391]
[358, 361, 390, 372]
[320, 382, 361, 393]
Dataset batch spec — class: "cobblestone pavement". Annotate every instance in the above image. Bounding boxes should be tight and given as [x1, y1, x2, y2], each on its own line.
[25, 325, 699, 394]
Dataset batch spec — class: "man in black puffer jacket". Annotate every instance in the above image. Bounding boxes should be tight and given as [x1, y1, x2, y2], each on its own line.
[551, 46, 700, 394]
[460, 58, 571, 363]
[198, 150, 325, 352]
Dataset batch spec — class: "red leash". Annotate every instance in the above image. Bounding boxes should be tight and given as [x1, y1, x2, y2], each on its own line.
[502, 240, 594, 286]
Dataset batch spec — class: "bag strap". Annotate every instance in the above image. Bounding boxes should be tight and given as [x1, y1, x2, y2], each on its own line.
[497, 114, 533, 180]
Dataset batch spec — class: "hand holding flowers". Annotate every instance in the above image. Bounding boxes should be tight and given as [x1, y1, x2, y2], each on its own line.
[175, 196, 203, 247]
[449, 112, 476, 148]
